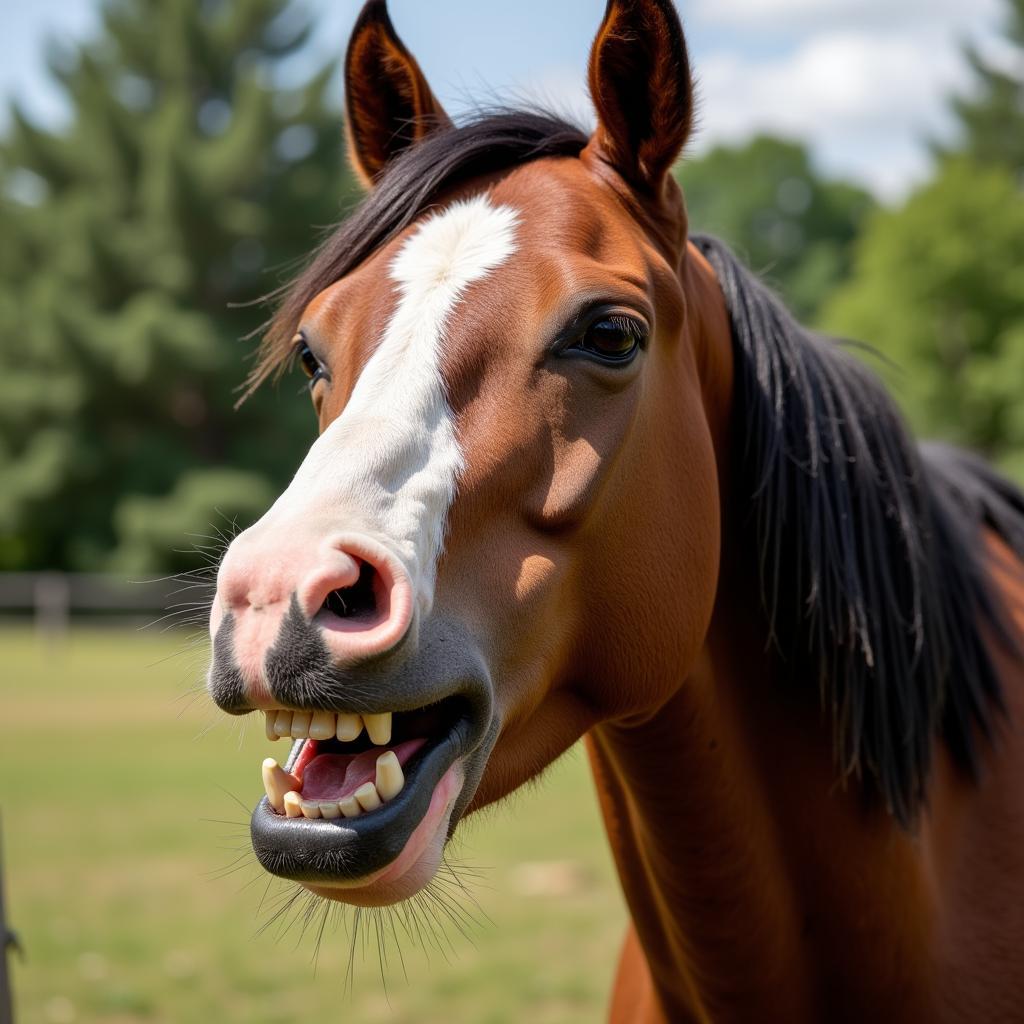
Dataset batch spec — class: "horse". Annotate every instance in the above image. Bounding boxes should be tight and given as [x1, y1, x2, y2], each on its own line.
[205, 0, 1024, 1019]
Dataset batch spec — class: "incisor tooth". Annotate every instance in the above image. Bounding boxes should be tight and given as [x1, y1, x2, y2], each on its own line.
[261, 758, 299, 813]
[375, 751, 404, 801]
[354, 781, 381, 812]
[283, 791, 302, 818]
[309, 710, 335, 741]
[336, 712, 362, 743]
[273, 710, 293, 738]
[290, 711, 311, 738]
[319, 802, 341, 819]
[363, 712, 392, 746]
[338, 795, 361, 818]
[299, 799, 322, 819]
[264, 712, 278, 742]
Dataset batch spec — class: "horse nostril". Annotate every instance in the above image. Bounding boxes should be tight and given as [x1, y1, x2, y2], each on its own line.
[322, 560, 378, 620]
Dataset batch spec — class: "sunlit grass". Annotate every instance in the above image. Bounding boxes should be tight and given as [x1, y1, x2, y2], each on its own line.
[0, 627, 624, 1023]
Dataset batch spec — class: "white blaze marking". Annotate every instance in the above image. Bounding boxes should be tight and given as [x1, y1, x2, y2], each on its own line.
[255, 194, 518, 614]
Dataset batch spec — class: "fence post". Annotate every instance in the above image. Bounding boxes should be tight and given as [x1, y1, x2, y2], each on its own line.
[33, 573, 69, 647]
[0, 812, 17, 1024]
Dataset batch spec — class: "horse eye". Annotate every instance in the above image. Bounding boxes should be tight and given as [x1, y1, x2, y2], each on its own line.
[578, 316, 645, 363]
[295, 339, 323, 386]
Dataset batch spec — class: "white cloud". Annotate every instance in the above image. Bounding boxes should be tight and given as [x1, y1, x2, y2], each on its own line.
[689, 0, 1001, 33]
[689, 28, 981, 198]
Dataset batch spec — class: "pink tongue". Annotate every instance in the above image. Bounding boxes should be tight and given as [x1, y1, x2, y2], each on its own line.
[300, 738, 425, 801]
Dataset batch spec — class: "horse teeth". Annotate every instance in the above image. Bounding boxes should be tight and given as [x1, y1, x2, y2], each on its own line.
[375, 751, 404, 801]
[363, 712, 392, 745]
[289, 711, 311, 738]
[261, 758, 300, 813]
[262, 754, 401, 819]
[308, 710, 335, 740]
[260, 711, 402, 820]
[354, 782, 382, 812]
[338, 795, 361, 818]
[263, 712, 278, 741]
[336, 712, 363, 742]
[261, 709, 387, 742]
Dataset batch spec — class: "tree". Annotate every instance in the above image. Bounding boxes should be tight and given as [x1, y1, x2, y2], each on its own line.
[677, 136, 874, 321]
[0, 0, 357, 572]
[943, 0, 1024, 172]
[821, 159, 1024, 481]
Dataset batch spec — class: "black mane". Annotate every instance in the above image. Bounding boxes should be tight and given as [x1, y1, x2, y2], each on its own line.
[696, 235, 1024, 824]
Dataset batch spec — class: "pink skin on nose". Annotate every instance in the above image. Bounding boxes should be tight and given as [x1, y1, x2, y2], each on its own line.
[211, 532, 414, 696]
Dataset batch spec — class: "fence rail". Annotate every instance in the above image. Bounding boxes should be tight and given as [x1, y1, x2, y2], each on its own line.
[0, 572, 208, 633]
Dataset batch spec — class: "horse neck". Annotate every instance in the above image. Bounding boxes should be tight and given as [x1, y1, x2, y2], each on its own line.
[586, 251, 938, 1021]
[587, 566, 941, 1021]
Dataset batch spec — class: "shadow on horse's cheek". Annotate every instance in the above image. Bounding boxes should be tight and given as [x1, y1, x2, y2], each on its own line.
[524, 370, 643, 532]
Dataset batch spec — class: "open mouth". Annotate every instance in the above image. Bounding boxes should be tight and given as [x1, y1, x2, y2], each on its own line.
[250, 693, 488, 895]
[260, 702, 463, 819]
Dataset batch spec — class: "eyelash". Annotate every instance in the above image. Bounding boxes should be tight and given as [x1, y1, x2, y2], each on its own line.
[597, 315, 645, 343]
[563, 310, 648, 365]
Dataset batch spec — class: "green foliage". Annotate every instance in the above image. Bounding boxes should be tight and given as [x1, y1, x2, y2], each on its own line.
[826, 0, 1024, 481]
[942, 0, 1024, 171]
[0, 0, 355, 571]
[110, 467, 276, 573]
[822, 159, 1024, 480]
[678, 135, 874, 320]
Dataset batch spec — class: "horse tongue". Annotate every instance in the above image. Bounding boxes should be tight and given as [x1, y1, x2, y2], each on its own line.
[300, 749, 379, 802]
[299, 738, 426, 802]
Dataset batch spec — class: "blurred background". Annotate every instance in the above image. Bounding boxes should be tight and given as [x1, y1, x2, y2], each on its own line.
[0, 0, 1021, 1020]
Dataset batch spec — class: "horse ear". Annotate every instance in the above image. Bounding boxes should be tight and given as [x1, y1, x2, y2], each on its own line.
[344, 0, 452, 187]
[584, 0, 694, 196]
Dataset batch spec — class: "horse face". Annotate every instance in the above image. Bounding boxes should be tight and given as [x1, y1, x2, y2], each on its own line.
[207, 0, 720, 905]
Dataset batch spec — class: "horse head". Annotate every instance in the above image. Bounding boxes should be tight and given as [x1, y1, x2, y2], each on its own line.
[207, 0, 726, 906]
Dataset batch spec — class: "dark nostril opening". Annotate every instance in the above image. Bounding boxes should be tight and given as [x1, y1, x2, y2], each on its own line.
[322, 560, 378, 620]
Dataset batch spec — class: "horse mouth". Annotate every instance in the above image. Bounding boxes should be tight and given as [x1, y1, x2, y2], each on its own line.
[249, 694, 484, 899]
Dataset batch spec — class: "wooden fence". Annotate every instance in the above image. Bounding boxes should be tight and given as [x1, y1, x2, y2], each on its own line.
[0, 572, 208, 635]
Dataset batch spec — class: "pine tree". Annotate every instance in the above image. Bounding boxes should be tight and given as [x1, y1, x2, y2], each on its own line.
[945, 0, 1024, 171]
[0, 0, 356, 572]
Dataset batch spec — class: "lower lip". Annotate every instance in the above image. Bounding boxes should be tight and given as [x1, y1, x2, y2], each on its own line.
[307, 762, 464, 906]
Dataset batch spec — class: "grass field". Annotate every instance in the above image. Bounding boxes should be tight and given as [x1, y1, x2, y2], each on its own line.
[0, 628, 625, 1023]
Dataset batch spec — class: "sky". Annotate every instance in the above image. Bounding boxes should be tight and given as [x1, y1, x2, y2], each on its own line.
[0, 0, 1004, 200]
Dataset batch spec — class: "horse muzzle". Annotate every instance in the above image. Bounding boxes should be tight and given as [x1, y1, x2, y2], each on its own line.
[209, 612, 496, 904]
